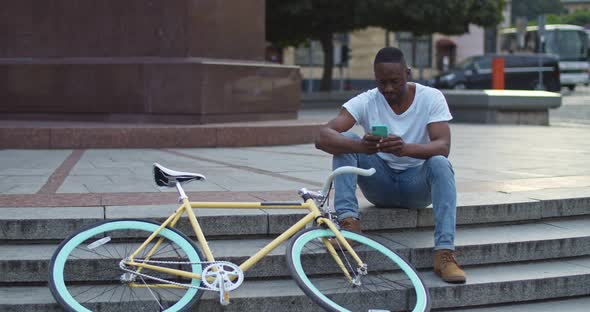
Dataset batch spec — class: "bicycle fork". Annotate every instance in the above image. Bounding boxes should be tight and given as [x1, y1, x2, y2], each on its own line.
[318, 218, 368, 285]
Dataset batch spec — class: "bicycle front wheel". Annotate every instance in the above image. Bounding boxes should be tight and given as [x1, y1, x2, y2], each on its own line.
[287, 228, 430, 312]
[49, 219, 204, 312]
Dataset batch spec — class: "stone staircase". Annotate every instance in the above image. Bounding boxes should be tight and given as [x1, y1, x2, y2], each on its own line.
[1, 190, 590, 311]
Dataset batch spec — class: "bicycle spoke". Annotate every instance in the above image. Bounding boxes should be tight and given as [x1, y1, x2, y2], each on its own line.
[288, 228, 430, 311]
[50, 220, 203, 311]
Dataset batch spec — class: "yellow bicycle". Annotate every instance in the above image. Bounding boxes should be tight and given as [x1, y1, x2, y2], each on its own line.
[49, 163, 430, 311]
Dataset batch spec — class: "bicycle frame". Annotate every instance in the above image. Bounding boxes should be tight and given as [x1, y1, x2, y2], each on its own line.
[123, 191, 366, 289]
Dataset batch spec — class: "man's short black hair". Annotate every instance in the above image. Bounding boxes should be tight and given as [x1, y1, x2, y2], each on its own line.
[374, 47, 406, 66]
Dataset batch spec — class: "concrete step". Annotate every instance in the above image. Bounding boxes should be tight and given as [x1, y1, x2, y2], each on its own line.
[2, 216, 590, 284]
[446, 296, 590, 311]
[2, 256, 590, 311]
[2, 191, 589, 241]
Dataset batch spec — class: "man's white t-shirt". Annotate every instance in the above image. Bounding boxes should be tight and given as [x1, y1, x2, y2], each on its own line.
[343, 83, 452, 170]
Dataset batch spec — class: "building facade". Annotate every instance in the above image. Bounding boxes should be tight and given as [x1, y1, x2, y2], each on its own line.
[562, 0, 590, 12]
[280, 3, 512, 91]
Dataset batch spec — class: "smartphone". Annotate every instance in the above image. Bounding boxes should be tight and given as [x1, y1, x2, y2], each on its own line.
[371, 125, 388, 137]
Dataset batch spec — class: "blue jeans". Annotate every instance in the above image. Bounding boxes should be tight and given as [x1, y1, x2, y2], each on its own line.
[333, 132, 457, 250]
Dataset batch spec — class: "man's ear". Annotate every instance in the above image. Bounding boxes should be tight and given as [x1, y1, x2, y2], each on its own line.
[406, 67, 412, 79]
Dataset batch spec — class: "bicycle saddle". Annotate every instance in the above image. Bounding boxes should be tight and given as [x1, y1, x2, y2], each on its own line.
[153, 163, 205, 187]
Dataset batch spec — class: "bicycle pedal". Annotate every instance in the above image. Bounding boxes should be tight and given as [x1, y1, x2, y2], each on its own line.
[220, 289, 230, 306]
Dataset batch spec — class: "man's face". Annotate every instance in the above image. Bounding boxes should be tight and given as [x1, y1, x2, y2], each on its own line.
[374, 62, 410, 105]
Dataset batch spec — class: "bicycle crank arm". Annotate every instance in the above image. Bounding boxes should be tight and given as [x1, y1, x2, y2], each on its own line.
[218, 273, 230, 305]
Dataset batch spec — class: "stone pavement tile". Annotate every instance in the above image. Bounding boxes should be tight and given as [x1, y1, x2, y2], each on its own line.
[68, 167, 136, 176]
[525, 166, 590, 176]
[0, 185, 16, 193]
[245, 144, 329, 156]
[7, 177, 46, 190]
[82, 182, 161, 193]
[58, 175, 121, 193]
[0, 150, 72, 194]
[194, 167, 306, 192]
[56, 183, 90, 194]
[59, 175, 112, 185]
[506, 175, 590, 189]
[170, 147, 330, 172]
[77, 149, 222, 173]
[456, 180, 538, 193]
[456, 175, 590, 193]
[0, 150, 71, 170]
[0, 183, 45, 194]
[454, 167, 551, 182]
[273, 169, 331, 186]
[0, 168, 55, 175]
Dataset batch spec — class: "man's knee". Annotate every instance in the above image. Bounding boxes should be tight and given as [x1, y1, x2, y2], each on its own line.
[332, 132, 362, 166]
[424, 155, 454, 176]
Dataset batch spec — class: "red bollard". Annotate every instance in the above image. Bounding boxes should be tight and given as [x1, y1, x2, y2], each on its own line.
[492, 57, 505, 90]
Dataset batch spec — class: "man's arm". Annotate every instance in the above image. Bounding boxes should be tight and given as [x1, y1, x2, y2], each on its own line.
[315, 109, 380, 155]
[376, 121, 451, 159]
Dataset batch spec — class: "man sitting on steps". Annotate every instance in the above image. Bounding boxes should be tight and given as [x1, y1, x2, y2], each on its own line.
[315, 47, 466, 284]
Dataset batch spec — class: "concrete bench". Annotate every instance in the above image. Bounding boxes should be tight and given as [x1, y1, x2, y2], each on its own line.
[300, 89, 562, 126]
[443, 89, 562, 125]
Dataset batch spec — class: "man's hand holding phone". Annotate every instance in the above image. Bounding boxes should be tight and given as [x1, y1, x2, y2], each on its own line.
[368, 125, 405, 156]
[359, 125, 387, 154]
[361, 133, 380, 154]
[377, 135, 405, 156]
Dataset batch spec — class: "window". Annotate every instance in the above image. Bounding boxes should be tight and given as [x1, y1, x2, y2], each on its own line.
[475, 57, 492, 70]
[294, 41, 324, 66]
[294, 34, 350, 66]
[396, 32, 432, 68]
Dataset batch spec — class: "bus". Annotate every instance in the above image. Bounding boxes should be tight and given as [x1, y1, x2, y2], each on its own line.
[500, 24, 589, 90]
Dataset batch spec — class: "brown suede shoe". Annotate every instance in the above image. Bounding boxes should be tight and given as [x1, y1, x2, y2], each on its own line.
[339, 217, 361, 233]
[434, 249, 466, 284]
[329, 217, 361, 248]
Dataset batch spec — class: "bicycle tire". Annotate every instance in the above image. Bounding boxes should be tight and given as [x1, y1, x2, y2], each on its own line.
[49, 219, 204, 312]
[287, 228, 430, 312]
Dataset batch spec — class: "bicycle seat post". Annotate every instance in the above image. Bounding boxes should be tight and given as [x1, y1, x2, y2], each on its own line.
[175, 182, 188, 203]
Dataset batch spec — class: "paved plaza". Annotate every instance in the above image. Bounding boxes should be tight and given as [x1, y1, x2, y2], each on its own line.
[1, 104, 589, 208]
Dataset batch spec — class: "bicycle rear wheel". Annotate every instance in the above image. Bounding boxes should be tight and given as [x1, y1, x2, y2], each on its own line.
[49, 219, 204, 312]
[287, 228, 430, 312]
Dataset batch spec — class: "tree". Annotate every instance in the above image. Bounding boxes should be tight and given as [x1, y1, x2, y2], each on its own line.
[544, 9, 590, 27]
[266, 0, 367, 91]
[511, 0, 564, 25]
[266, 0, 506, 91]
[372, 0, 505, 36]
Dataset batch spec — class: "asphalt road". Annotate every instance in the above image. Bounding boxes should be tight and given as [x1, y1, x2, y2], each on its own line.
[551, 85, 590, 126]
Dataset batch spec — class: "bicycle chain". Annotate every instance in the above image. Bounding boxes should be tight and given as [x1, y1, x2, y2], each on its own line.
[118, 259, 233, 291]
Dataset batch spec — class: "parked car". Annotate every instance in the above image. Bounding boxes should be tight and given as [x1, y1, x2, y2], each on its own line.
[429, 53, 561, 92]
